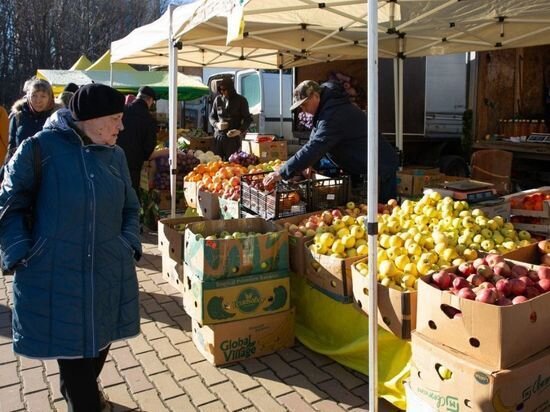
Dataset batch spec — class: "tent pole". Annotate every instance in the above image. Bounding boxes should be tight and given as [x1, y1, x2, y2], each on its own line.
[393, 58, 399, 148]
[169, 4, 178, 218]
[398, 57, 404, 152]
[279, 69, 283, 137]
[367, 0, 379, 410]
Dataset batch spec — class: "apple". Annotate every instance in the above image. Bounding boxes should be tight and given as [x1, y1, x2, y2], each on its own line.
[538, 266, 550, 280]
[492, 261, 511, 278]
[512, 295, 528, 304]
[537, 278, 550, 292]
[537, 240, 550, 254]
[497, 297, 513, 306]
[541, 253, 550, 266]
[458, 262, 475, 277]
[466, 273, 483, 286]
[457, 287, 476, 300]
[510, 264, 528, 278]
[452, 277, 470, 291]
[525, 286, 541, 299]
[476, 264, 493, 279]
[509, 278, 527, 296]
[495, 279, 511, 297]
[517, 230, 531, 241]
[331, 209, 343, 219]
[475, 288, 497, 304]
[472, 257, 487, 270]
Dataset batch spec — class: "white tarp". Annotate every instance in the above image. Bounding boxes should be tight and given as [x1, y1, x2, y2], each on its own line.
[112, 0, 550, 68]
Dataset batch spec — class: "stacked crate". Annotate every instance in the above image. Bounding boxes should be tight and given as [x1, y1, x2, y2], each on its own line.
[408, 250, 550, 411]
[507, 186, 550, 238]
[183, 217, 295, 365]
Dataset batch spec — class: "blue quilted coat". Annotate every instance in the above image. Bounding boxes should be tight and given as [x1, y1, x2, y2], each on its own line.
[0, 110, 141, 359]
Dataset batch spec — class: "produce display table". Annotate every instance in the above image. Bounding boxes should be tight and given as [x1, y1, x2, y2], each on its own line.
[290, 273, 411, 410]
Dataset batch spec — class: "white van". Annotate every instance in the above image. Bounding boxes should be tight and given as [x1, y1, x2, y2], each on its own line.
[203, 68, 294, 138]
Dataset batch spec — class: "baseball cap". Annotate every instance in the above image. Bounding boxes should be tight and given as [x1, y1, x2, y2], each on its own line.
[290, 80, 321, 111]
[138, 86, 157, 101]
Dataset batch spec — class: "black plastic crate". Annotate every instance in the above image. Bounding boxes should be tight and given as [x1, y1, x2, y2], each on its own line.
[240, 172, 309, 220]
[309, 175, 350, 210]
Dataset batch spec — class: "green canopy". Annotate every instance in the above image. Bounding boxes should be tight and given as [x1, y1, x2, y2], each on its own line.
[36, 69, 209, 101]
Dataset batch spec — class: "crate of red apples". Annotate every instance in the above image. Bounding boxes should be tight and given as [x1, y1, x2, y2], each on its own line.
[240, 171, 308, 220]
[416, 240, 550, 369]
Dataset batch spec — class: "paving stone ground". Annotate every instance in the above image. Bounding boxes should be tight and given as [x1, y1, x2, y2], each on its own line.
[0, 231, 399, 412]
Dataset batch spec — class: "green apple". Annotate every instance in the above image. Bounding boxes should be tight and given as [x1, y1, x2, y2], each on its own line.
[518, 230, 531, 241]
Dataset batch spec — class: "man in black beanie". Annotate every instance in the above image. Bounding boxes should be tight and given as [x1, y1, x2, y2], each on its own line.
[116, 85, 157, 195]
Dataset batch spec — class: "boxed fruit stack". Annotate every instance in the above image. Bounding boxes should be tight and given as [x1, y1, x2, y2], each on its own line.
[408, 247, 550, 411]
[182, 217, 295, 365]
[349, 191, 531, 340]
[158, 216, 204, 292]
[508, 187, 550, 237]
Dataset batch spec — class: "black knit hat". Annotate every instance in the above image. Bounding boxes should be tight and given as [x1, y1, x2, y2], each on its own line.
[69, 83, 125, 121]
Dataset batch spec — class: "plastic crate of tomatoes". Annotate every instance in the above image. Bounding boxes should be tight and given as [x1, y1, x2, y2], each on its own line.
[240, 172, 309, 220]
[309, 174, 350, 210]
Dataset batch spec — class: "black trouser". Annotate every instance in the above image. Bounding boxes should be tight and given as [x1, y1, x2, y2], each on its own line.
[350, 172, 397, 204]
[57, 346, 110, 412]
[214, 135, 241, 160]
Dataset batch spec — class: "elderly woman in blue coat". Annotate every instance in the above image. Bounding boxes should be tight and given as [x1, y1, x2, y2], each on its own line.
[0, 83, 141, 412]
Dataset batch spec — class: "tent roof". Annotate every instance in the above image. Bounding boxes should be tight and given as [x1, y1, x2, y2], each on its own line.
[36, 69, 209, 101]
[87, 50, 136, 71]
[68, 55, 92, 70]
[111, 0, 550, 68]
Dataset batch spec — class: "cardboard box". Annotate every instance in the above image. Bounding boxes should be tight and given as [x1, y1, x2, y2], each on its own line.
[219, 197, 240, 220]
[158, 216, 205, 263]
[351, 260, 417, 340]
[410, 332, 550, 412]
[183, 267, 290, 325]
[506, 186, 550, 218]
[476, 198, 511, 220]
[404, 382, 432, 412]
[303, 240, 361, 302]
[192, 309, 295, 366]
[416, 266, 550, 369]
[162, 254, 184, 293]
[197, 190, 221, 220]
[184, 218, 289, 281]
[397, 167, 444, 197]
[512, 219, 550, 235]
[185, 136, 214, 152]
[241, 140, 288, 162]
[275, 212, 322, 275]
[183, 180, 198, 209]
[500, 243, 542, 266]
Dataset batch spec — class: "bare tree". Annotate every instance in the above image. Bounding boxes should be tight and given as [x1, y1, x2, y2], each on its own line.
[0, 0, 163, 107]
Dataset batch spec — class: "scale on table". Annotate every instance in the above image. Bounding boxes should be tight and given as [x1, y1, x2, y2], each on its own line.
[526, 133, 550, 144]
[426, 179, 497, 203]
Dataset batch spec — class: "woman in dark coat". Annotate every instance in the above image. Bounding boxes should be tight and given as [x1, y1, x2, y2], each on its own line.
[0, 84, 141, 412]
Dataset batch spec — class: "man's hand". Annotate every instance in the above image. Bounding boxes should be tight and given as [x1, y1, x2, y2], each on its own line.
[263, 171, 282, 190]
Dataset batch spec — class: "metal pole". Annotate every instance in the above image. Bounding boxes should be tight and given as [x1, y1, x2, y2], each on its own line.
[279, 69, 283, 137]
[367, 0, 379, 410]
[398, 57, 404, 151]
[168, 4, 178, 218]
[393, 58, 399, 147]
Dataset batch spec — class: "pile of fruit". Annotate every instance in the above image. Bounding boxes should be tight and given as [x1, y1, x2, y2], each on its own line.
[425, 243, 550, 306]
[149, 149, 200, 190]
[247, 159, 284, 173]
[184, 161, 248, 196]
[228, 150, 260, 167]
[193, 150, 222, 164]
[195, 230, 278, 240]
[510, 190, 550, 211]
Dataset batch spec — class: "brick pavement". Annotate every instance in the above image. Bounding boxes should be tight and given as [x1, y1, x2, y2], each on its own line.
[0, 231, 399, 412]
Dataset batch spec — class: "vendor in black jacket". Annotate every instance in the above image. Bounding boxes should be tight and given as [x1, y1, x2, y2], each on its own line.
[117, 86, 158, 195]
[264, 80, 399, 203]
[209, 76, 252, 160]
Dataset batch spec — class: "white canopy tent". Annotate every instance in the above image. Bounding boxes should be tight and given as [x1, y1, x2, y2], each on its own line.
[111, 2, 550, 408]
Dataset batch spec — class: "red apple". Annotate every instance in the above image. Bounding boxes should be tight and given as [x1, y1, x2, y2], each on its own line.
[519, 276, 535, 287]
[537, 266, 550, 280]
[331, 209, 343, 218]
[475, 288, 497, 304]
[511, 264, 529, 278]
[495, 279, 511, 297]
[473, 257, 488, 270]
[452, 277, 470, 292]
[476, 264, 494, 279]
[458, 262, 475, 277]
[525, 286, 541, 299]
[512, 295, 528, 305]
[466, 273, 484, 286]
[493, 262, 512, 278]
[485, 253, 505, 267]
[497, 297, 513, 306]
[541, 253, 550, 266]
[457, 287, 476, 300]
[509, 278, 527, 296]
[432, 270, 452, 290]
[538, 278, 550, 292]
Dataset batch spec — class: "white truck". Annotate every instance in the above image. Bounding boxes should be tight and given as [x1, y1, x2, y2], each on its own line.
[201, 68, 294, 138]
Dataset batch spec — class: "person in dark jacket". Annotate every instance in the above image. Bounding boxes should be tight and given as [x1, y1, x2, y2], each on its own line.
[264, 80, 399, 202]
[7, 78, 55, 159]
[116, 86, 158, 194]
[209, 76, 253, 160]
[0, 84, 141, 412]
